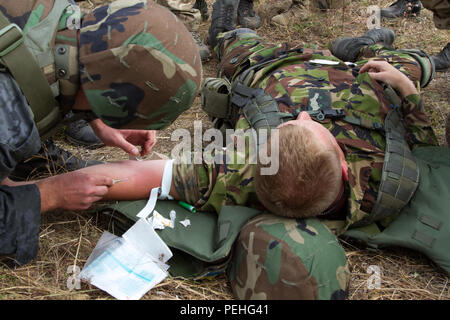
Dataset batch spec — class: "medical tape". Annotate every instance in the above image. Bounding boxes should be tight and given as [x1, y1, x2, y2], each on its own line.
[136, 159, 174, 219]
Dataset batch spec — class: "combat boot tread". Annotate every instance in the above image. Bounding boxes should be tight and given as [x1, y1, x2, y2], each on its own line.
[432, 42, 450, 72]
[207, 0, 239, 48]
[191, 31, 211, 61]
[380, 0, 422, 19]
[237, 0, 262, 29]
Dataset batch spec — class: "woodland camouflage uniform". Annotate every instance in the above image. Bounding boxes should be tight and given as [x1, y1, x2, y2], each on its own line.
[79, 0, 202, 129]
[172, 29, 438, 299]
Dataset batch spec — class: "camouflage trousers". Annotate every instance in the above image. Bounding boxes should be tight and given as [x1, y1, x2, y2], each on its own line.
[421, 0, 450, 29]
[216, 29, 432, 88]
[216, 30, 432, 300]
[157, 0, 201, 31]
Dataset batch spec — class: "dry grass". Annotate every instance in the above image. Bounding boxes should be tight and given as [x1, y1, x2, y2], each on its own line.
[0, 0, 449, 300]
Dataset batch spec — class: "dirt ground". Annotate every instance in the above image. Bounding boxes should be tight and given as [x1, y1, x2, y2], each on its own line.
[0, 0, 449, 300]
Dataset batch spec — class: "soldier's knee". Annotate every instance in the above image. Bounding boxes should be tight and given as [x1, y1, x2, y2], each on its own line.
[79, 1, 202, 130]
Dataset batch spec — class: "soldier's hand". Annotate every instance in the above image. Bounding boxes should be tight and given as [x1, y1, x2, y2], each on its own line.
[89, 119, 157, 156]
[110, 129, 157, 157]
[359, 60, 418, 97]
[36, 171, 113, 212]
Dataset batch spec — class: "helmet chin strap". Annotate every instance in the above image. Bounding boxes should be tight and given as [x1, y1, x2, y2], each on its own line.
[317, 179, 347, 219]
[136, 159, 174, 219]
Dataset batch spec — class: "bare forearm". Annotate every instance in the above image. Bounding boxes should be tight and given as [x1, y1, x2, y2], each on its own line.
[36, 178, 58, 212]
[74, 160, 181, 201]
[5, 170, 114, 213]
[1, 159, 179, 212]
[396, 77, 418, 98]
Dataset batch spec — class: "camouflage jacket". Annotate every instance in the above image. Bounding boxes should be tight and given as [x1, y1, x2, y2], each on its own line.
[173, 38, 438, 235]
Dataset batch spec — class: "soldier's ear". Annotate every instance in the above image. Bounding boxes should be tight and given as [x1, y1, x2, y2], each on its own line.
[73, 89, 90, 111]
[341, 162, 349, 182]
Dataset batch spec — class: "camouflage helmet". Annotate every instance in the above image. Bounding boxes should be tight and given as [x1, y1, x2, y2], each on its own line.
[227, 213, 350, 300]
[79, 0, 202, 129]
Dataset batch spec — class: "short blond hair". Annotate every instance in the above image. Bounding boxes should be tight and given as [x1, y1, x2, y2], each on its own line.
[255, 124, 342, 218]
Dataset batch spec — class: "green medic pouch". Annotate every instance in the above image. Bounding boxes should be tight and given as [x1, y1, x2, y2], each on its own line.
[101, 201, 261, 279]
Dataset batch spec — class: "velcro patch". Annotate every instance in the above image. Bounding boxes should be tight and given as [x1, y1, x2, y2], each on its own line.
[307, 89, 332, 112]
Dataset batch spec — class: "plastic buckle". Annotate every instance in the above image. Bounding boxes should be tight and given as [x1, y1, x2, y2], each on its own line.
[305, 109, 346, 121]
[322, 109, 346, 119]
[0, 23, 23, 57]
[306, 109, 327, 121]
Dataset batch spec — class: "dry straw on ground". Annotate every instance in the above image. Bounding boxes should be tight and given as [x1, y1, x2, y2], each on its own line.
[0, 0, 449, 300]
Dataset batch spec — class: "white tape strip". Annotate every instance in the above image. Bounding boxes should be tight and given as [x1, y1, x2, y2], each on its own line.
[136, 159, 174, 219]
[159, 159, 174, 200]
[136, 187, 159, 219]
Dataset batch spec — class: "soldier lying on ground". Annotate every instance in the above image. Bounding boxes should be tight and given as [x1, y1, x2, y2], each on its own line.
[10, 26, 450, 299]
[0, 0, 201, 265]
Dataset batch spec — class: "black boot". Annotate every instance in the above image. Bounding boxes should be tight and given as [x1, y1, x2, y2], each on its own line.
[431, 43, 450, 72]
[237, 0, 262, 29]
[65, 119, 104, 148]
[330, 27, 395, 62]
[9, 138, 102, 181]
[380, 0, 422, 19]
[207, 0, 239, 48]
[193, 0, 209, 21]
